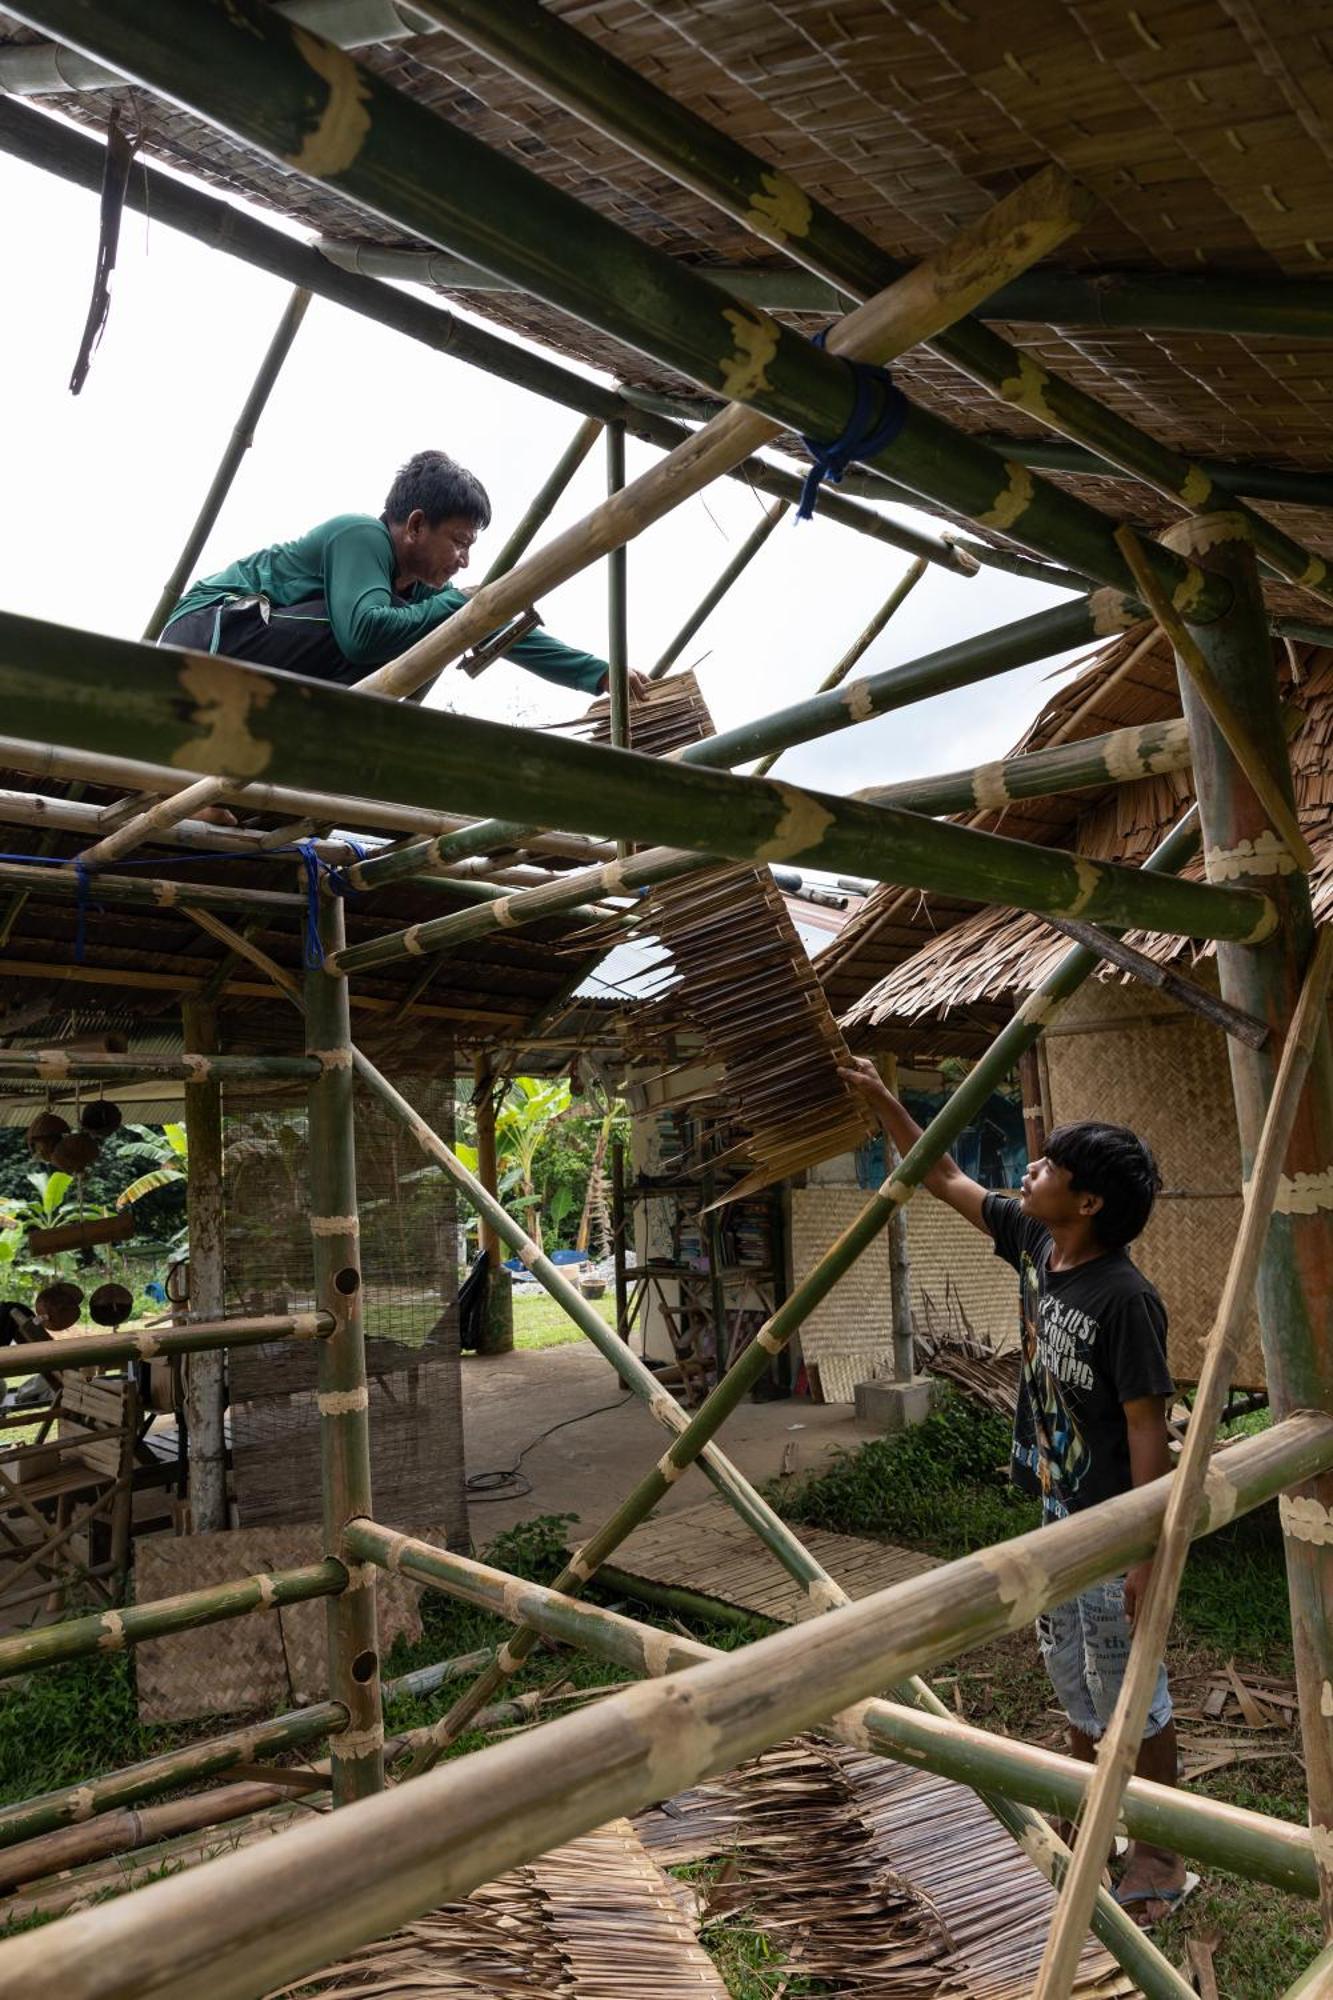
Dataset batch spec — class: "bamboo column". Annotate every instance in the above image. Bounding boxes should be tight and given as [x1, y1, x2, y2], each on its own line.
[605, 420, 630, 754]
[648, 500, 787, 681]
[1035, 925, 1333, 1996]
[181, 998, 226, 1533]
[752, 556, 929, 777]
[1158, 511, 1333, 1929]
[876, 1054, 914, 1384]
[473, 1053, 501, 1267]
[305, 896, 383, 1807]
[142, 285, 310, 641]
[344, 1521, 1323, 1898]
[7, 1421, 1326, 2000]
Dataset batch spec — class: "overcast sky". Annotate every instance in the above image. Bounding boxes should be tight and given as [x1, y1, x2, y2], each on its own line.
[1, 127, 1091, 804]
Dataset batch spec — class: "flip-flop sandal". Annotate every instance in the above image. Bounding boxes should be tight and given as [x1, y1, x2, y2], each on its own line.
[1112, 1870, 1201, 1928]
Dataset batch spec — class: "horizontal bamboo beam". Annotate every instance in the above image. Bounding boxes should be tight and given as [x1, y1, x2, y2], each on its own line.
[344, 1522, 1322, 1901]
[329, 845, 701, 975]
[0, 1311, 333, 1380]
[2, 615, 1273, 946]
[0, 98, 967, 579]
[973, 435, 1333, 510]
[856, 715, 1192, 818]
[419, 0, 1333, 616]
[0, 858, 302, 915]
[6, 1410, 1326, 2000]
[0, 1051, 320, 1081]
[0, 784, 344, 860]
[0, 1559, 345, 1680]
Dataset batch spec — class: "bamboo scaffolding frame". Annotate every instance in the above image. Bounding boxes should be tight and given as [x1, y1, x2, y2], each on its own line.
[1035, 922, 1333, 1996]
[0, 1559, 345, 1679]
[344, 1523, 1322, 1899]
[3, 1410, 1324, 2000]
[0, 1311, 332, 1379]
[0, 615, 1275, 948]
[415, 0, 1333, 619]
[648, 501, 788, 682]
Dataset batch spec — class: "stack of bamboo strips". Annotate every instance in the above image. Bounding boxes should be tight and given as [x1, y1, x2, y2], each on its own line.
[579, 675, 874, 1198]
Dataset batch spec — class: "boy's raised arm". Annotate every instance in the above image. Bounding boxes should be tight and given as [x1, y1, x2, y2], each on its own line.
[838, 1056, 990, 1232]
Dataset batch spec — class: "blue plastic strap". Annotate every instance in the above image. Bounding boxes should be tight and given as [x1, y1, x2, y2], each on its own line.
[797, 330, 908, 523]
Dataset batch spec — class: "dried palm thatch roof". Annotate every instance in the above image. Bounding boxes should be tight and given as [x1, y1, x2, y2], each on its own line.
[8, 4, 1333, 571]
[829, 627, 1333, 1056]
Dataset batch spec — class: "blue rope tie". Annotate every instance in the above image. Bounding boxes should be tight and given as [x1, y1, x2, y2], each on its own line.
[797, 329, 909, 523]
[296, 840, 326, 970]
[324, 837, 368, 900]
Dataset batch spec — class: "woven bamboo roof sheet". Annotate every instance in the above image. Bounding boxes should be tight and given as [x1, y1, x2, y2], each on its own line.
[829, 629, 1333, 1055]
[8, 3, 1333, 567]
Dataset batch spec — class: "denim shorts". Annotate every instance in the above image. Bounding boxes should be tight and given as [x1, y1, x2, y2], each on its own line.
[1035, 1575, 1173, 1740]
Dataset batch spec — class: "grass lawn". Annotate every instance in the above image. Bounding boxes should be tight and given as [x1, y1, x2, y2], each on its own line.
[511, 1288, 615, 1350]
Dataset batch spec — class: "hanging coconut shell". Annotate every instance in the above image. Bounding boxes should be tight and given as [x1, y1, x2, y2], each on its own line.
[26, 1110, 69, 1161]
[51, 1130, 101, 1174]
[80, 1099, 123, 1137]
[88, 1282, 134, 1327]
[35, 1281, 83, 1331]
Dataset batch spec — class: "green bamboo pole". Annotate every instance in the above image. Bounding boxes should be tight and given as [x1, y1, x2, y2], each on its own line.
[142, 285, 311, 642]
[329, 845, 702, 976]
[0, 1560, 344, 1679]
[305, 895, 383, 1807]
[973, 435, 1333, 510]
[605, 420, 630, 757]
[481, 416, 603, 586]
[8, 1419, 1327, 2000]
[0, 1051, 320, 1081]
[982, 268, 1333, 341]
[417, 809, 1207, 1758]
[181, 997, 226, 1535]
[0, 1310, 332, 1379]
[338, 594, 1130, 895]
[648, 500, 788, 681]
[857, 716, 1192, 818]
[1159, 510, 1333, 1931]
[414, 0, 1333, 616]
[1271, 617, 1333, 649]
[344, 1521, 1323, 1900]
[751, 555, 928, 775]
[0, 859, 302, 914]
[1034, 925, 1333, 1998]
[0, 103, 961, 575]
[15, 615, 1278, 945]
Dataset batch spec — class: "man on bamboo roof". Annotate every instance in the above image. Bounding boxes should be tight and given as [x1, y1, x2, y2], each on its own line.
[161, 449, 648, 699]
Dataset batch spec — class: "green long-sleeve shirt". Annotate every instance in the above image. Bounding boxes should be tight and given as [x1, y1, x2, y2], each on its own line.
[167, 513, 608, 693]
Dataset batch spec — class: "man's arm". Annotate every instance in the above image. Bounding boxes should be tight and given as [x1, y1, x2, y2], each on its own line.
[1122, 1395, 1173, 1632]
[838, 1056, 989, 1232]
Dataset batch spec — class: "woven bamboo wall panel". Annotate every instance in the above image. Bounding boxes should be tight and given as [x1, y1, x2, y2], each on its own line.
[906, 1195, 1023, 1348]
[1043, 981, 1261, 1387]
[788, 1187, 893, 1403]
[133, 1526, 442, 1723]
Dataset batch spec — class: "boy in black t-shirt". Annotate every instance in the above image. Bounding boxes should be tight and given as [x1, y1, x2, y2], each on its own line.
[840, 1058, 1188, 1926]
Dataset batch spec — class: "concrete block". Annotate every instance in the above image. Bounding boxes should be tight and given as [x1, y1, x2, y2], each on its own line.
[853, 1375, 936, 1433]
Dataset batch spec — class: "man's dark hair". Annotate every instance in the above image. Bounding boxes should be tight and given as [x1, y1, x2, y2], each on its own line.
[1045, 1122, 1162, 1248]
[382, 450, 491, 529]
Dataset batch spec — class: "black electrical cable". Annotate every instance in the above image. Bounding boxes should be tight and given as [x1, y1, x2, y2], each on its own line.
[465, 1395, 630, 1501]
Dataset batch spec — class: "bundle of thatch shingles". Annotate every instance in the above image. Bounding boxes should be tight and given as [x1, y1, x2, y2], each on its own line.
[567, 673, 874, 1198]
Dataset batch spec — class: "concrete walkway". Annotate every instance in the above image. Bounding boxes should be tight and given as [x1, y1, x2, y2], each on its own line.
[460, 1342, 882, 1542]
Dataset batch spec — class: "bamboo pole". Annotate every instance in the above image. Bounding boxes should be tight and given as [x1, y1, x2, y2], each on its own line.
[336, 594, 1131, 896]
[0, 781, 348, 860]
[0, 856, 302, 913]
[5, 1419, 1323, 2000]
[752, 557, 930, 777]
[857, 715, 1193, 817]
[1158, 510, 1333, 1931]
[483, 416, 603, 586]
[141, 285, 311, 642]
[1042, 915, 1271, 1049]
[305, 895, 383, 1807]
[72, 774, 252, 868]
[648, 501, 788, 681]
[1034, 924, 1333, 1998]
[0, 1311, 332, 1379]
[416, 0, 1333, 618]
[0, 1050, 320, 1081]
[472, 1053, 500, 1267]
[181, 999, 226, 1534]
[413, 812, 1208, 1760]
[1114, 526, 1316, 870]
[2, 616, 1278, 948]
[345, 1522, 1323, 1899]
[973, 435, 1333, 510]
[0, 1560, 344, 1679]
[605, 420, 630, 757]
[0, 103, 957, 572]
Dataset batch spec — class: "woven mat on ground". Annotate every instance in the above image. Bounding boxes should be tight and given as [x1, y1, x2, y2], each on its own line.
[133, 1526, 444, 1723]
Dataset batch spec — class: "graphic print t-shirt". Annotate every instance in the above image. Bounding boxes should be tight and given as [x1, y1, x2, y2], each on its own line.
[982, 1195, 1173, 1516]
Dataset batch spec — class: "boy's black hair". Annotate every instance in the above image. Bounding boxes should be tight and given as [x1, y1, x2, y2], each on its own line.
[382, 450, 492, 529]
[1045, 1122, 1162, 1248]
